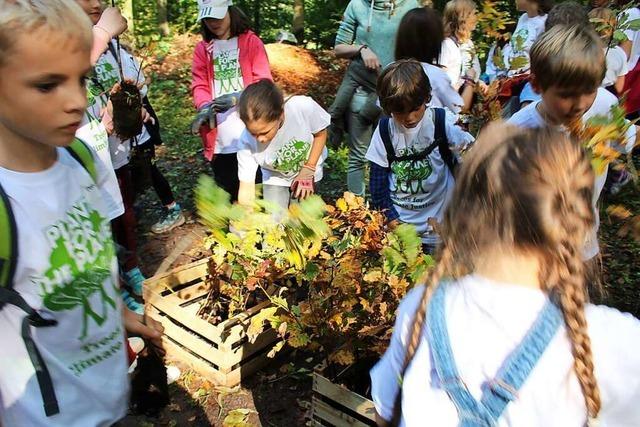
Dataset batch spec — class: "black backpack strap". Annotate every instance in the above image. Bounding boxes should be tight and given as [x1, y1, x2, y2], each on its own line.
[379, 116, 396, 166]
[434, 108, 458, 176]
[0, 183, 60, 416]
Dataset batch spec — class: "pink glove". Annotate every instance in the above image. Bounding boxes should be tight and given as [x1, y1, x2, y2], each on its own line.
[291, 165, 316, 200]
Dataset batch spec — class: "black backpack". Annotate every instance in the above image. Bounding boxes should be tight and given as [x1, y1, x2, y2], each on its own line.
[378, 107, 458, 175]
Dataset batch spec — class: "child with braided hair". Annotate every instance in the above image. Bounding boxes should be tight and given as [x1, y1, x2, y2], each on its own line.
[370, 123, 640, 426]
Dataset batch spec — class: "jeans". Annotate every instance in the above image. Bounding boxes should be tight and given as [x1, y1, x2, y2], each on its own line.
[263, 184, 294, 222]
[347, 87, 379, 196]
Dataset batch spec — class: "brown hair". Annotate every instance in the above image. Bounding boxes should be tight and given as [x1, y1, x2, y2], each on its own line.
[377, 59, 431, 115]
[530, 25, 605, 93]
[589, 7, 617, 46]
[392, 122, 601, 421]
[238, 79, 284, 124]
[395, 7, 443, 65]
[545, 1, 589, 31]
[0, 0, 92, 67]
[443, 0, 476, 42]
[201, 5, 252, 42]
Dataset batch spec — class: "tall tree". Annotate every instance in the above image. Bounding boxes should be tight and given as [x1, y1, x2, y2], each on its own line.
[292, 0, 304, 43]
[121, 0, 135, 37]
[157, 0, 170, 36]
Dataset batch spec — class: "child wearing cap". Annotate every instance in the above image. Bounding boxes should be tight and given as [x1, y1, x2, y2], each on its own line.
[191, 0, 272, 202]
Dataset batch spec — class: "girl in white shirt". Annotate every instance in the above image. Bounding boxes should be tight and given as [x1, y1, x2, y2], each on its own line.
[394, 7, 465, 114]
[371, 122, 640, 426]
[505, 0, 552, 75]
[439, 0, 479, 111]
[236, 80, 329, 218]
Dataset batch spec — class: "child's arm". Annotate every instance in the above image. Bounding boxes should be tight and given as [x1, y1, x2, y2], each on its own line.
[615, 75, 626, 95]
[370, 162, 400, 222]
[444, 109, 475, 152]
[91, 7, 127, 64]
[236, 135, 260, 205]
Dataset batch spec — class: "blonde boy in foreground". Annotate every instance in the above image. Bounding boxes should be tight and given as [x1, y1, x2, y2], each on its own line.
[0, 1, 162, 426]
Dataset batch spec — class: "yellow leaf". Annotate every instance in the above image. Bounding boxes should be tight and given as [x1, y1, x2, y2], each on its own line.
[607, 205, 633, 220]
[363, 269, 383, 283]
[329, 348, 355, 366]
[336, 198, 348, 212]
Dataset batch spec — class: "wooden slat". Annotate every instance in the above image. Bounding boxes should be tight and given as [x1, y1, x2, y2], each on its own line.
[312, 397, 372, 427]
[161, 281, 211, 306]
[147, 295, 225, 343]
[313, 374, 376, 422]
[143, 258, 211, 300]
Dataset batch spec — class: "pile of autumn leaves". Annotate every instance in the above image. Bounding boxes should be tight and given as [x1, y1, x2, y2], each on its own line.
[195, 177, 433, 365]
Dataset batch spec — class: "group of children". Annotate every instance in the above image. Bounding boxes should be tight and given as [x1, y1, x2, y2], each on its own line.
[1, 0, 640, 426]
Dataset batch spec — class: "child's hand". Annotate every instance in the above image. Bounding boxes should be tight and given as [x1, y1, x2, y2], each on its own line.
[101, 100, 114, 135]
[190, 103, 216, 134]
[291, 165, 315, 199]
[96, 7, 128, 39]
[360, 47, 381, 70]
[141, 107, 155, 125]
[387, 219, 401, 230]
[212, 93, 240, 114]
[123, 308, 165, 355]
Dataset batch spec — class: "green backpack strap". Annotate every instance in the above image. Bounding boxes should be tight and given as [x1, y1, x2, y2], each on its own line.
[65, 138, 98, 183]
[0, 182, 17, 290]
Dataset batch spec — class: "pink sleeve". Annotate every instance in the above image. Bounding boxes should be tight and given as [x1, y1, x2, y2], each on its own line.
[191, 42, 213, 110]
[90, 26, 111, 65]
[248, 35, 273, 83]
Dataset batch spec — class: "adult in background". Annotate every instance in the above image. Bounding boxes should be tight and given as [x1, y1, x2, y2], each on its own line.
[191, 0, 272, 201]
[331, 0, 421, 197]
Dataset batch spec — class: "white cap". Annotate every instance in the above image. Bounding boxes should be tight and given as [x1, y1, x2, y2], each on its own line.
[197, 0, 232, 21]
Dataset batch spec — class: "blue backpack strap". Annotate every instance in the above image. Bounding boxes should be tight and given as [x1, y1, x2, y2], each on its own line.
[433, 108, 458, 176]
[0, 183, 60, 416]
[427, 284, 562, 425]
[379, 116, 396, 167]
[65, 138, 98, 184]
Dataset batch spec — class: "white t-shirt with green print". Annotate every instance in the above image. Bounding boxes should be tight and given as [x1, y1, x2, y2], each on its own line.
[212, 37, 246, 155]
[0, 148, 128, 427]
[237, 96, 330, 186]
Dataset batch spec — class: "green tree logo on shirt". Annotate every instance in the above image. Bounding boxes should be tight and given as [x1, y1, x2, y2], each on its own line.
[391, 146, 433, 194]
[34, 200, 119, 340]
[273, 139, 310, 174]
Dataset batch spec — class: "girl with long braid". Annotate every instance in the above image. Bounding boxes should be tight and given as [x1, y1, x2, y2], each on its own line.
[371, 123, 640, 426]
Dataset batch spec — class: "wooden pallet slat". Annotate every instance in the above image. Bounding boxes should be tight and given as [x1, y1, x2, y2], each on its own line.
[311, 363, 377, 427]
[144, 257, 281, 387]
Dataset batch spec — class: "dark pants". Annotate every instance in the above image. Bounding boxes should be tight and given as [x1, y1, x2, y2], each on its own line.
[112, 165, 139, 272]
[131, 143, 175, 206]
[210, 153, 262, 202]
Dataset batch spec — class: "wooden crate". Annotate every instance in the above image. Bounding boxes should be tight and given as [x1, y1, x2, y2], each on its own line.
[143, 258, 280, 386]
[312, 362, 377, 427]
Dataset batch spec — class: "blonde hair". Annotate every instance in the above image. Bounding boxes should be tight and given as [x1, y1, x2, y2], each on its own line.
[0, 0, 92, 67]
[530, 25, 605, 92]
[392, 123, 601, 421]
[589, 7, 617, 45]
[443, 0, 477, 42]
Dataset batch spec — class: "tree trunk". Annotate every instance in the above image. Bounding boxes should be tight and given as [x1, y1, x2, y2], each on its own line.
[121, 0, 135, 37]
[157, 0, 170, 37]
[253, 0, 261, 34]
[292, 0, 305, 44]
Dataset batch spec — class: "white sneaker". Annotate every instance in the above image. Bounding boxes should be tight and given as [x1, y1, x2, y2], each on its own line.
[166, 365, 181, 384]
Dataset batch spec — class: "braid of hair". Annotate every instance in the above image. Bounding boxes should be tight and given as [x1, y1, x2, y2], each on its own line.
[556, 237, 601, 419]
[389, 244, 454, 425]
[547, 156, 601, 420]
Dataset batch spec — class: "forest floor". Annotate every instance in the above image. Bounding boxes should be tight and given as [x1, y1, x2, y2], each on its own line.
[121, 34, 640, 426]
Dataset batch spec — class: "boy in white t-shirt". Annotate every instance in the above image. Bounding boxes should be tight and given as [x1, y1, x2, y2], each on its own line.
[236, 80, 330, 218]
[367, 60, 474, 253]
[0, 1, 163, 426]
[590, 7, 629, 95]
[508, 25, 636, 262]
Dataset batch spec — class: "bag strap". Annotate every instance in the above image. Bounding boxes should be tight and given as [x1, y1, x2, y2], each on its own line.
[433, 108, 457, 176]
[0, 187, 60, 417]
[65, 138, 98, 184]
[379, 116, 395, 167]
